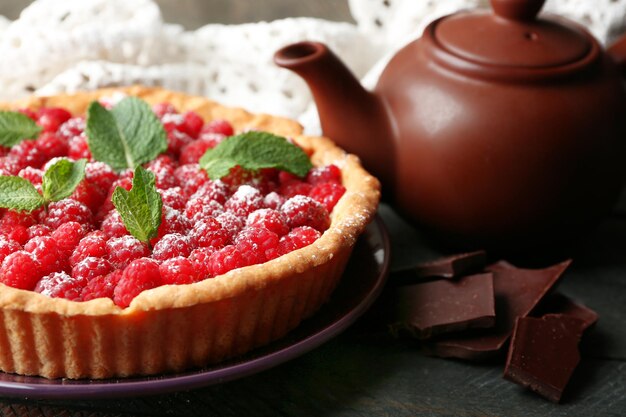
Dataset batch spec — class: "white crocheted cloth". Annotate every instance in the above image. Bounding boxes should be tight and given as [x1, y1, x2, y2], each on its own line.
[1, 0, 625, 133]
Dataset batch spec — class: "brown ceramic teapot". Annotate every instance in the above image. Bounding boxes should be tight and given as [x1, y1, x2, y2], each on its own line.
[274, 0, 626, 251]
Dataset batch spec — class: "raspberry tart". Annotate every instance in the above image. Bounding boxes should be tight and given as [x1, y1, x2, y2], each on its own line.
[0, 86, 380, 379]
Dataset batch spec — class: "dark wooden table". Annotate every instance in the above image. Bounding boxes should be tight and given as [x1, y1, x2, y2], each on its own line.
[0, 2, 625, 416]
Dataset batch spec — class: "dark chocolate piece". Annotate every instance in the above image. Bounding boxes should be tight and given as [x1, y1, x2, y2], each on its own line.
[504, 315, 585, 403]
[412, 250, 487, 279]
[388, 273, 495, 340]
[428, 260, 571, 360]
[534, 293, 598, 331]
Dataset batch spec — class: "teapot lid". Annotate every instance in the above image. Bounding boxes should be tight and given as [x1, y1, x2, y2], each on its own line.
[434, 0, 592, 69]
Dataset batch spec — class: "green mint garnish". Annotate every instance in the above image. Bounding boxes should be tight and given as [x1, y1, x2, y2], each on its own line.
[0, 111, 42, 147]
[41, 158, 87, 203]
[0, 176, 45, 212]
[85, 97, 168, 172]
[111, 166, 162, 244]
[199, 131, 313, 180]
[0, 158, 87, 212]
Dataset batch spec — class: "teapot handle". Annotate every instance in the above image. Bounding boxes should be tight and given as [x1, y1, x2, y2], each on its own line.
[608, 34, 626, 78]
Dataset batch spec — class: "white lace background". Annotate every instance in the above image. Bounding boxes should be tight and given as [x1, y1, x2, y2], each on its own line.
[1, 0, 625, 134]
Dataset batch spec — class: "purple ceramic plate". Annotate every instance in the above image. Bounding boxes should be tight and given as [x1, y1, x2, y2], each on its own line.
[0, 216, 390, 400]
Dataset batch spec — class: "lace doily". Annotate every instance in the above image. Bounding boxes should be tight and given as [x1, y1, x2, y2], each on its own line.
[1, 0, 625, 133]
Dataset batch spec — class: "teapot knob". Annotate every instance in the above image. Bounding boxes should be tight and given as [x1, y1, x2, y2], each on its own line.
[490, 0, 546, 21]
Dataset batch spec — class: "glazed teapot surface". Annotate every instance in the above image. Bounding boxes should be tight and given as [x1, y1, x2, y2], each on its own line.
[274, 0, 626, 251]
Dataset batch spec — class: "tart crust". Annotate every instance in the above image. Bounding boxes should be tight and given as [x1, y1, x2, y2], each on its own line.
[0, 86, 381, 379]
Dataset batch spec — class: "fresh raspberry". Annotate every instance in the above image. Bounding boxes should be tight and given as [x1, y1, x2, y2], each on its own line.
[1, 210, 38, 228]
[246, 208, 289, 236]
[151, 233, 192, 261]
[18, 108, 37, 121]
[152, 103, 176, 118]
[58, 117, 85, 140]
[51, 221, 86, 255]
[278, 226, 321, 255]
[34, 271, 86, 301]
[69, 231, 107, 267]
[81, 270, 123, 301]
[84, 161, 118, 192]
[173, 164, 209, 196]
[219, 165, 256, 189]
[192, 180, 231, 205]
[44, 199, 93, 229]
[70, 180, 107, 213]
[36, 132, 68, 159]
[184, 195, 224, 221]
[145, 155, 178, 189]
[0, 146, 8, 157]
[159, 187, 186, 211]
[2, 225, 29, 245]
[159, 257, 201, 285]
[114, 258, 162, 308]
[208, 245, 247, 276]
[67, 134, 91, 160]
[166, 129, 194, 155]
[202, 119, 234, 136]
[278, 171, 300, 186]
[154, 207, 191, 242]
[24, 235, 67, 275]
[179, 111, 204, 138]
[225, 185, 264, 217]
[188, 218, 230, 249]
[280, 180, 313, 199]
[281, 195, 330, 232]
[306, 164, 342, 185]
[179, 135, 223, 165]
[27, 224, 52, 239]
[0, 251, 41, 290]
[234, 226, 280, 264]
[72, 256, 112, 282]
[106, 235, 149, 269]
[0, 235, 21, 264]
[309, 182, 346, 212]
[0, 156, 21, 175]
[9, 140, 47, 170]
[37, 107, 72, 132]
[101, 210, 129, 238]
[215, 211, 245, 240]
[17, 166, 43, 185]
[188, 247, 216, 279]
[263, 191, 285, 210]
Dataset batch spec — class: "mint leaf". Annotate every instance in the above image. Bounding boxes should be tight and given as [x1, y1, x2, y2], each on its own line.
[111, 166, 162, 244]
[0, 111, 42, 147]
[86, 97, 168, 172]
[41, 158, 87, 203]
[199, 132, 312, 179]
[0, 176, 45, 211]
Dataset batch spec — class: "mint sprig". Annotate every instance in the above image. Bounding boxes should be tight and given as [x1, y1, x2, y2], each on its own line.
[42, 158, 87, 203]
[0, 111, 42, 147]
[199, 132, 312, 180]
[86, 97, 168, 172]
[0, 176, 45, 211]
[111, 166, 162, 244]
[0, 158, 87, 212]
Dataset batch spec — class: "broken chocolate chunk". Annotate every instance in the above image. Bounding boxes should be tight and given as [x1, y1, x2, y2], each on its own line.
[428, 260, 571, 360]
[504, 314, 586, 403]
[533, 293, 598, 331]
[388, 273, 495, 339]
[412, 250, 488, 279]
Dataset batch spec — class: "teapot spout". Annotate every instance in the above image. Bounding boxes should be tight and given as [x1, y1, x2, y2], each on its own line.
[274, 41, 395, 187]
